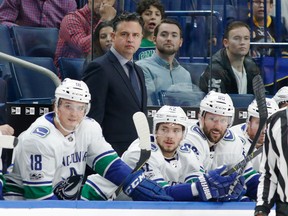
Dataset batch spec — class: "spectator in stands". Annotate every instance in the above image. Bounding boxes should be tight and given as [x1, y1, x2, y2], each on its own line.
[199, 21, 260, 94]
[247, 0, 288, 57]
[136, 19, 204, 105]
[54, 0, 116, 71]
[0, 0, 77, 29]
[134, 0, 165, 60]
[82, 12, 147, 156]
[84, 21, 113, 67]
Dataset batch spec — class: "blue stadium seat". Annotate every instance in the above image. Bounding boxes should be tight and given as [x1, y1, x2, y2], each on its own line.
[229, 94, 255, 108]
[11, 26, 59, 58]
[180, 62, 208, 86]
[0, 25, 16, 79]
[9, 57, 57, 101]
[58, 57, 85, 80]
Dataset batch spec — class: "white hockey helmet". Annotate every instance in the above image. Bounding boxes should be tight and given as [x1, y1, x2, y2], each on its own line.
[54, 79, 91, 133]
[247, 98, 279, 120]
[199, 91, 235, 126]
[55, 78, 91, 104]
[273, 86, 288, 107]
[153, 105, 188, 135]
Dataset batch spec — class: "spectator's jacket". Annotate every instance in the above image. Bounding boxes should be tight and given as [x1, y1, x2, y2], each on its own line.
[199, 48, 260, 94]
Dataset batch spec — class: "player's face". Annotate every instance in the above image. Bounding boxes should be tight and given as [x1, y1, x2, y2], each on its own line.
[111, 21, 143, 60]
[201, 112, 229, 144]
[247, 116, 266, 147]
[57, 99, 87, 131]
[141, 5, 162, 34]
[155, 123, 184, 158]
[154, 23, 183, 56]
[223, 27, 250, 57]
[99, 26, 113, 53]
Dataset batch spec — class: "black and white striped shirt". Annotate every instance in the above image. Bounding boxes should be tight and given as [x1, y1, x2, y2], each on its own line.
[255, 108, 288, 214]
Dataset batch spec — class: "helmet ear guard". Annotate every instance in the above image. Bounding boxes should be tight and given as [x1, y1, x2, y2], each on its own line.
[199, 91, 235, 127]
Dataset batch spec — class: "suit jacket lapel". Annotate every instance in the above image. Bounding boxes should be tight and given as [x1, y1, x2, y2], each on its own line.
[107, 51, 142, 107]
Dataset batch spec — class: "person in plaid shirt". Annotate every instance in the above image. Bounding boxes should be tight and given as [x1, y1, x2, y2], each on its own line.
[0, 0, 77, 29]
[54, 0, 116, 71]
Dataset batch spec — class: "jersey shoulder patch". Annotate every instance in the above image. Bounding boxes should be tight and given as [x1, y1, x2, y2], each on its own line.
[31, 126, 50, 138]
[189, 125, 207, 140]
[223, 129, 236, 141]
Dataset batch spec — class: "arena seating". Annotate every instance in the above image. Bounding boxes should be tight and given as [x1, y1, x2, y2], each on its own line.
[11, 26, 59, 59]
[58, 57, 85, 80]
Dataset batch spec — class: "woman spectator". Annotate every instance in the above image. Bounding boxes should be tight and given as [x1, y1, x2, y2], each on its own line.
[84, 21, 113, 69]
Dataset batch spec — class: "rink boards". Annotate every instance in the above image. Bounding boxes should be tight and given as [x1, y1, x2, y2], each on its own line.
[0, 201, 276, 216]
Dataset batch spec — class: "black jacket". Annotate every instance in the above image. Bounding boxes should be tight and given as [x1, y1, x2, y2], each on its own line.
[82, 51, 147, 156]
[199, 48, 260, 94]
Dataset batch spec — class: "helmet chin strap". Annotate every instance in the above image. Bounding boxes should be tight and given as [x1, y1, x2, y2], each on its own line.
[55, 110, 75, 134]
[54, 104, 84, 135]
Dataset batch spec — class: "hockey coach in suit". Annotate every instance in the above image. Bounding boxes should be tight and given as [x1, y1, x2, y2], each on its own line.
[82, 12, 147, 156]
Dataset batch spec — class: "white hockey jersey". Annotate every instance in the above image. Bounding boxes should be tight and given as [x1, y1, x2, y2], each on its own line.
[230, 123, 262, 171]
[81, 135, 204, 200]
[183, 123, 246, 172]
[4, 112, 129, 200]
[183, 122, 260, 200]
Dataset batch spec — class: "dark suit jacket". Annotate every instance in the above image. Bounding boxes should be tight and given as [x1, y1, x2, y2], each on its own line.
[82, 50, 147, 156]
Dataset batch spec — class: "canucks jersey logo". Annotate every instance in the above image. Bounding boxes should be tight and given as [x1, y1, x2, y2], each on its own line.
[32, 126, 50, 138]
[54, 168, 83, 200]
[223, 129, 235, 141]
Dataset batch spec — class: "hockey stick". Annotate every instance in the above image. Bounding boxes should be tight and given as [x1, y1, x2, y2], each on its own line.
[224, 75, 268, 176]
[225, 146, 263, 175]
[112, 112, 151, 198]
[246, 75, 268, 157]
[0, 135, 18, 149]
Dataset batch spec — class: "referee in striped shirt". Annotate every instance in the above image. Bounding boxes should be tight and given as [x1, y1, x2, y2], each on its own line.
[254, 108, 288, 216]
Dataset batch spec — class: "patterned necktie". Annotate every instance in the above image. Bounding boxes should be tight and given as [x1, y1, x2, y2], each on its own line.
[126, 61, 141, 104]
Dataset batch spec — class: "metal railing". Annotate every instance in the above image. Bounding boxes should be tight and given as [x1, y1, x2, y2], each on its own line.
[0, 52, 61, 87]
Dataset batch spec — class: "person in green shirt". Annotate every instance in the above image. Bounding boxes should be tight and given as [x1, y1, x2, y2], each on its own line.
[134, 0, 165, 60]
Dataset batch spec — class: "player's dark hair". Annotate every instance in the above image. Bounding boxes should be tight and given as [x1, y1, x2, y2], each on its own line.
[153, 18, 183, 37]
[136, 0, 165, 18]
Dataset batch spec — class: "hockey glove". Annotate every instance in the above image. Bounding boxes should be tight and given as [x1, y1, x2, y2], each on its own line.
[122, 170, 174, 201]
[196, 165, 239, 201]
[218, 175, 246, 201]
